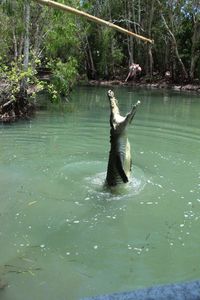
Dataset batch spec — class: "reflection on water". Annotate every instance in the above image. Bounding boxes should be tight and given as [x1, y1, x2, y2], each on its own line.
[0, 86, 200, 300]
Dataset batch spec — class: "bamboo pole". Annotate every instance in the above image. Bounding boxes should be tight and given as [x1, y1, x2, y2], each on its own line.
[34, 0, 153, 44]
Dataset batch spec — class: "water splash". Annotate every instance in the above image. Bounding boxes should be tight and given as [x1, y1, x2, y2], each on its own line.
[85, 165, 147, 201]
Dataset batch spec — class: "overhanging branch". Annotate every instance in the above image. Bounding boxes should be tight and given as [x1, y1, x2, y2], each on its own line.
[33, 0, 154, 44]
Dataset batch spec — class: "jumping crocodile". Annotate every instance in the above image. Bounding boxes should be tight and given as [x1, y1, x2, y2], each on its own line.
[105, 90, 140, 187]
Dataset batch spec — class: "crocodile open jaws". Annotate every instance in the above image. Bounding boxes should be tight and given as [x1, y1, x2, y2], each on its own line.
[105, 90, 140, 187]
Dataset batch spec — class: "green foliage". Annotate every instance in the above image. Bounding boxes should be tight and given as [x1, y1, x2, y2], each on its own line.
[45, 12, 80, 61]
[0, 0, 200, 92]
[47, 57, 78, 102]
[0, 55, 44, 101]
[92, 28, 124, 78]
[0, 8, 12, 59]
[112, 45, 124, 65]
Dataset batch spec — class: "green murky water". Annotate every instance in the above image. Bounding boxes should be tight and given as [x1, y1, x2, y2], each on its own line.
[0, 86, 200, 299]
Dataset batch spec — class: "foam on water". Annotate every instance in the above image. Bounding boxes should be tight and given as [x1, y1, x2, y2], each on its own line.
[60, 159, 147, 201]
[85, 165, 147, 201]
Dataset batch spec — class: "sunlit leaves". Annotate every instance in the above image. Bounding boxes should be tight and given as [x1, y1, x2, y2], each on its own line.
[0, 55, 44, 101]
[47, 57, 78, 102]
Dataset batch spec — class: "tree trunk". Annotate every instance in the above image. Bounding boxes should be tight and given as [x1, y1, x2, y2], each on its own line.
[21, 0, 30, 95]
[156, 0, 188, 80]
[33, 5, 46, 57]
[128, 6, 134, 64]
[23, 0, 30, 72]
[190, 18, 200, 80]
[19, 34, 24, 57]
[138, 0, 141, 37]
[126, 0, 134, 64]
[148, 45, 153, 78]
[34, 23, 40, 56]
[85, 35, 96, 79]
[12, 28, 18, 60]
[147, 0, 155, 79]
[132, 0, 137, 36]
[190, 55, 199, 81]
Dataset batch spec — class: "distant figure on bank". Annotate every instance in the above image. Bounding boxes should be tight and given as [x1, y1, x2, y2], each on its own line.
[125, 63, 142, 82]
[165, 70, 171, 80]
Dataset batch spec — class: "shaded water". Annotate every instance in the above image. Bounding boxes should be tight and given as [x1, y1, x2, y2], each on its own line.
[0, 86, 200, 299]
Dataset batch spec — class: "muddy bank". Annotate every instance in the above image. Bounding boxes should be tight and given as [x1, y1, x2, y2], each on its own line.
[87, 79, 200, 93]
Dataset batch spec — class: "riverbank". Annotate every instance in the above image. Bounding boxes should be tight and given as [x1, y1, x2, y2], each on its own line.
[1, 77, 199, 123]
[87, 79, 200, 93]
[0, 80, 36, 123]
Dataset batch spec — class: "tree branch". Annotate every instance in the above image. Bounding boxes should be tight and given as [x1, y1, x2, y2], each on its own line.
[33, 0, 153, 44]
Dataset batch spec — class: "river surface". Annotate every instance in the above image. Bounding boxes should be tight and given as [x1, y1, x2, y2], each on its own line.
[0, 86, 200, 299]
